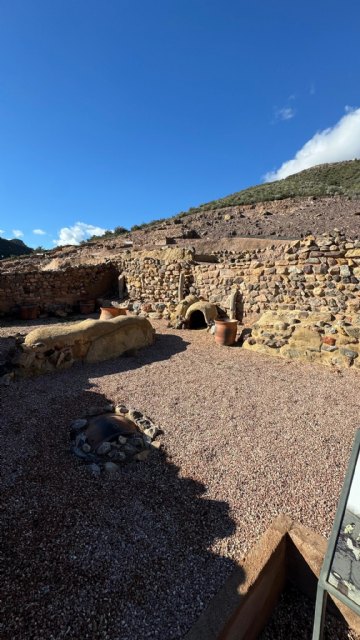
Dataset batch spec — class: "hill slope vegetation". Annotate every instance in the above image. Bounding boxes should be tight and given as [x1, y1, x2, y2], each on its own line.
[178, 159, 360, 216]
[122, 161, 360, 244]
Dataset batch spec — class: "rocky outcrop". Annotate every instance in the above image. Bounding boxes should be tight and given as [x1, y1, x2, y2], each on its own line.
[243, 310, 360, 369]
[13, 316, 155, 375]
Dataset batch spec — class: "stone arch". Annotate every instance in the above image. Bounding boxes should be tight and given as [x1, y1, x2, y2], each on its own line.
[187, 309, 207, 329]
[185, 301, 218, 329]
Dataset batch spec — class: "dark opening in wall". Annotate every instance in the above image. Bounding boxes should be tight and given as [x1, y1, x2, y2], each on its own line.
[188, 310, 207, 329]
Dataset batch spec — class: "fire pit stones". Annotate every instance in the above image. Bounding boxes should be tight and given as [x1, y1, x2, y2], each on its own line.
[70, 404, 162, 475]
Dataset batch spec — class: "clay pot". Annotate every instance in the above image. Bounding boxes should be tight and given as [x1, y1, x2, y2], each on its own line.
[19, 305, 39, 320]
[214, 319, 238, 346]
[99, 307, 127, 320]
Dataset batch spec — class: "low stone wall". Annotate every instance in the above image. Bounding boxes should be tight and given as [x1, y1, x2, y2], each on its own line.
[192, 234, 360, 318]
[1, 232, 359, 321]
[120, 233, 360, 320]
[243, 310, 360, 369]
[120, 248, 194, 304]
[0, 264, 119, 315]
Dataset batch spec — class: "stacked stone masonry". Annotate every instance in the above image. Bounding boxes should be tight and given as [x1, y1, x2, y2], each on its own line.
[1, 233, 359, 319]
[0, 264, 118, 315]
[120, 252, 194, 304]
[120, 233, 360, 319]
[243, 310, 360, 370]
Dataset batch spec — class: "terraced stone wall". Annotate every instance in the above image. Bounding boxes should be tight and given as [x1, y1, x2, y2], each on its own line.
[193, 235, 360, 318]
[0, 264, 118, 315]
[120, 234, 360, 319]
[2, 233, 359, 321]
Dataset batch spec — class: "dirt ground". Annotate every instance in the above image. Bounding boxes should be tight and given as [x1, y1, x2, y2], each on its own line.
[1, 318, 359, 639]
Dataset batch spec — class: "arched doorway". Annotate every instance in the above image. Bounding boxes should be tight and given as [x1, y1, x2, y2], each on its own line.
[188, 310, 207, 329]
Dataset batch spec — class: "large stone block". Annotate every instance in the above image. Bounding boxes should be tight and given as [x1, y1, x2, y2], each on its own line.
[20, 316, 155, 374]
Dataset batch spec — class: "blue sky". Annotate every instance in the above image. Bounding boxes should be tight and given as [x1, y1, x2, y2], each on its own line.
[0, 0, 360, 248]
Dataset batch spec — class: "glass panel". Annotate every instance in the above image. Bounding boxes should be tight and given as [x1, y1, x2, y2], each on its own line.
[328, 452, 360, 605]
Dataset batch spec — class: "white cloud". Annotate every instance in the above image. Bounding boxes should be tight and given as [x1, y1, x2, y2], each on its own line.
[33, 228, 47, 235]
[12, 229, 24, 238]
[265, 107, 360, 182]
[277, 106, 295, 121]
[0, 229, 4, 234]
[53, 222, 108, 246]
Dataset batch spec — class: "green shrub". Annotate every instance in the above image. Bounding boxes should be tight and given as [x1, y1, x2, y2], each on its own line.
[113, 226, 128, 235]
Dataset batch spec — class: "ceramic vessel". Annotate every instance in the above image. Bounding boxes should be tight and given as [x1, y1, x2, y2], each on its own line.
[214, 319, 238, 346]
[99, 307, 127, 320]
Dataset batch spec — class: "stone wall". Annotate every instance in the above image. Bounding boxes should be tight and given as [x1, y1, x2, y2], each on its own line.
[242, 310, 360, 370]
[0, 264, 118, 315]
[120, 233, 360, 319]
[120, 249, 195, 304]
[1, 232, 359, 321]
[193, 236, 360, 318]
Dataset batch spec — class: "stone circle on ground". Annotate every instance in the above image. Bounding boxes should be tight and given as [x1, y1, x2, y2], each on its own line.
[70, 404, 162, 475]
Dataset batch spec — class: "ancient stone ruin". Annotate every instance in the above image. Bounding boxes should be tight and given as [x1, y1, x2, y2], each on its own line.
[1, 216, 360, 640]
[1, 230, 359, 371]
[243, 310, 360, 369]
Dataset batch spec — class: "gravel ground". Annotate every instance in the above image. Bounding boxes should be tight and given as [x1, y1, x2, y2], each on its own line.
[260, 585, 359, 640]
[1, 318, 360, 639]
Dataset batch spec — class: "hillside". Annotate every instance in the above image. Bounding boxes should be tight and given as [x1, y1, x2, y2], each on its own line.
[0, 237, 33, 259]
[177, 159, 360, 214]
[1, 161, 360, 272]
[112, 160, 360, 244]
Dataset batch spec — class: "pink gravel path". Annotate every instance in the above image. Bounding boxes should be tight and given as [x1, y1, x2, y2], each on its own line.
[1, 318, 359, 639]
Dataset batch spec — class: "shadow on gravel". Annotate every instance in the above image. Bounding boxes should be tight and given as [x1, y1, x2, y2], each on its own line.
[0, 382, 245, 640]
[0, 329, 190, 383]
[76, 331, 191, 379]
[0, 336, 16, 375]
